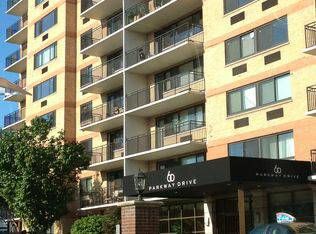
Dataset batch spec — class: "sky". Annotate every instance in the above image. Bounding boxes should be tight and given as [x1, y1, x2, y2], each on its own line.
[0, 1, 20, 128]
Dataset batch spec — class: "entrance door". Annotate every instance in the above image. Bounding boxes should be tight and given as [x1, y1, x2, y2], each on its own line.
[213, 196, 253, 234]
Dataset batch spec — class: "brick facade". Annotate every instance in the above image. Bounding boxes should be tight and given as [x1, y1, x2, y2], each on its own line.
[120, 201, 162, 234]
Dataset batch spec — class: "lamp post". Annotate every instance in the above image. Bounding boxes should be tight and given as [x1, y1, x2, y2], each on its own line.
[134, 170, 146, 201]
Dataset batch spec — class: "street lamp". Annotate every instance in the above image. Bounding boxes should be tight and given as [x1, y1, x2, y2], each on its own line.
[134, 170, 146, 201]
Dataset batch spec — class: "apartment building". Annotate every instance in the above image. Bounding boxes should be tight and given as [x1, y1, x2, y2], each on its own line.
[2, 0, 316, 233]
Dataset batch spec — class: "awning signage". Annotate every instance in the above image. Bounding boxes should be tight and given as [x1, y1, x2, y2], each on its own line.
[276, 212, 296, 224]
[123, 157, 312, 197]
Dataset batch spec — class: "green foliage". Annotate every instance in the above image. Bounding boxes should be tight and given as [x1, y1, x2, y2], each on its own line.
[0, 118, 90, 233]
[71, 214, 119, 234]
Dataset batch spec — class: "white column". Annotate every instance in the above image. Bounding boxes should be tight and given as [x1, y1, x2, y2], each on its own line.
[204, 198, 214, 234]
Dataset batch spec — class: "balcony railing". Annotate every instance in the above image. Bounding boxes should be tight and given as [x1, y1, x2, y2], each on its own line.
[89, 141, 124, 164]
[311, 149, 316, 175]
[305, 22, 316, 49]
[80, 187, 123, 208]
[5, 78, 26, 94]
[126, 120, 206, 155]
[81, 0, 101, 13]
[6, 48, 26, 68]
[7, 0, 20, 10]
[4, 108, 25, 127]
[6, 14, 27, 39]
[126, 72, 204, 111]
[125, 23, 203, 67]
[80, 98, 124, 127]
[125, 0, 171, 25]
[80, 55, 123, 88]
[81, 12, 123, 50]
[307, 86, 316, 112]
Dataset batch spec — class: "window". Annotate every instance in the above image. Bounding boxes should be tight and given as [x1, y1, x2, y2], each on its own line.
[228, 131, 294, 159]
[227, 73, 291, 115]
[40, 111, 56, 127]
[35, 9, 57, 37]
[33, 76, 56, 101]
[80, 178, 92, 194]
[224, 0, 255, 13]
[34, 42, 57, 69]
[35, 0, 45, 6]
[158, 153, 205, 170]
[160, 202, 205, 233]
[225, 17, 288, 64]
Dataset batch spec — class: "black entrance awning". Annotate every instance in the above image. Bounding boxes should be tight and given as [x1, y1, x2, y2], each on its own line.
[123, 157, 313, 198]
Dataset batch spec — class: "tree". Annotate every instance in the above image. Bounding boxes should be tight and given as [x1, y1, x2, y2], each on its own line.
[0, 118, 90, 233]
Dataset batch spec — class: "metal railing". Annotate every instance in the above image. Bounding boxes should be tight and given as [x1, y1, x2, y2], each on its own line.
[80, 54, 123, 88]
[80, 98, 124, 127]
[4, 108, 25, 127]
[307, 86, 316, 112]
[4, 78, 26, 95]
[311, 150, 316, 175]
[80, 187, 123, 208]
[126, 72, 204, 111]
[125, 0, 171, 25]
[305, 22, 316, 48]
[7, 0, 20, 10]
[126, 120, 206, 155]
[6, 14, 28, 39]
[81, 12, 123, 50]
[6, 48, 26, 68]
[89, 141, 124, 164]
[125, 23, 203, 67]
[81, 0, 100, 12]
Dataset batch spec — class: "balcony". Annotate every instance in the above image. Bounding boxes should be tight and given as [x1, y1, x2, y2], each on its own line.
[125, 23, 204, 74]
[125, 121, 206, 160]
[4, 78, 26, 102]
[80, 187, 123, 209]
[306, 86, 316, 116]
[5, 48, 27, 73]
[81, 0, 123, 20]
[88, 142, 124, 171]
[303, 22, 316, 55]
[6, 0, 28, 16]
[81, 13, 123, 57]
[6, 14, 28, 44]
[80, 99, 124, 132]
[125, 0, 202, 33]
[126, 72, 205, 117]
[3, 108, 25, 130]
[80, 55, 123, 94]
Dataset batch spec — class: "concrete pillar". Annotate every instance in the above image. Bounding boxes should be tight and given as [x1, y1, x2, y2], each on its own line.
[238, 188, 246, 234]
[119, 201, 162, 234]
